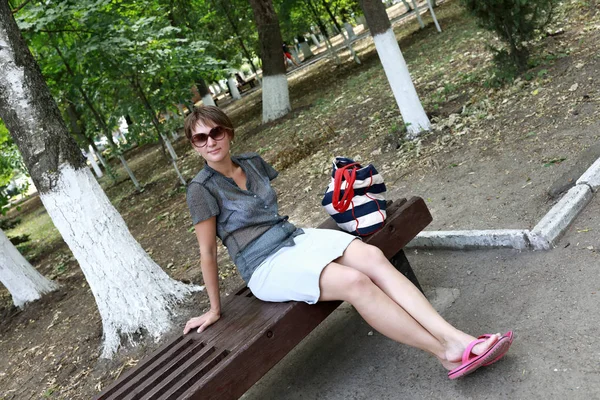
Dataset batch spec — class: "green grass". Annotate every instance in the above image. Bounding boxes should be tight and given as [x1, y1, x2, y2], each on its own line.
[6, 208, 62, 261]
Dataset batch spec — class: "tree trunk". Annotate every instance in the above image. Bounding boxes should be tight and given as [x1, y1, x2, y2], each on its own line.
[66, 102, 117, 180]
[248, 0, 291, 122]
[134, 79, 186, 185]
[54, 45, 138, 185]
[310, 33, 320, 47]
[305, 1, 341, 65]
[227, 76, 242, 100]
[358, 0, 430, 137]
[86, 150, 103, 178]
[0, 230, 59, 308]
[299, 41, 315, 58]
[132, 78, 169, 161]
[196, 77, 216, 106]
[321, 0, 361, 64]
[344, 22, 357, 40]
[0, 4, 201, 357]
[411, 0, 425, 29]
[215, 0, 262, 83]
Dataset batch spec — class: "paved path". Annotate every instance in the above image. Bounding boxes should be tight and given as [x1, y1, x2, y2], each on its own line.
[242, 195, 600, 399]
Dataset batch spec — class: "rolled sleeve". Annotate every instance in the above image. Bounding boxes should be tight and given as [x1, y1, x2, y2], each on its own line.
[258, 156, 279, 181]
[186, 182, 219, 225]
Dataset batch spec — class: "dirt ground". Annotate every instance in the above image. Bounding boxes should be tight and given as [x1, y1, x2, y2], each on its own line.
[0, 0, 598, 398]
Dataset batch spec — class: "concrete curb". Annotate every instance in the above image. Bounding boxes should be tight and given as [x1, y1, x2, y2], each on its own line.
[528, 184, 593, 249]
[407, 229, 530, 250]
[576, 157, 600, 191]
[406, 156, 600, 251]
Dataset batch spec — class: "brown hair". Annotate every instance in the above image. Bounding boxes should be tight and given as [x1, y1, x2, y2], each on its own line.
[184, 106, 235, 142]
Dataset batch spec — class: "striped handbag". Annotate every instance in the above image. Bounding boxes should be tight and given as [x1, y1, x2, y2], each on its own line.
[321, 157, 387, 236]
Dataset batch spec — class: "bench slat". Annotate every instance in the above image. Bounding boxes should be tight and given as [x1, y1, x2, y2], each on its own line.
[95, 197, 432, 400]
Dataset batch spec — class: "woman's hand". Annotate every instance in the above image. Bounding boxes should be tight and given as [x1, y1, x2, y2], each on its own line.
[183, 310, 221, 334]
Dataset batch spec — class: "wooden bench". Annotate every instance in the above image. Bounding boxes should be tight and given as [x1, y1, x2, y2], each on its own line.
[95, 196, 432, 400]
[235, 74, 257, 93]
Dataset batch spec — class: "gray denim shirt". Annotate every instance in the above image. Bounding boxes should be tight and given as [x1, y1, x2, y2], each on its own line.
[186, 153, 304, 282]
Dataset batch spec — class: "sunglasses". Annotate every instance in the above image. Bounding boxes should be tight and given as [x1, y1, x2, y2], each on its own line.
[190, 126, 228, 148]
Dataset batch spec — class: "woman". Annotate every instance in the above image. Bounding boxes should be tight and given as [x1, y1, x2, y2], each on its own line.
[182, 106, 513, 379]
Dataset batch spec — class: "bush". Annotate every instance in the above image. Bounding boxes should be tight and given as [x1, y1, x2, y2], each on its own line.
[462, 0, 557, 73]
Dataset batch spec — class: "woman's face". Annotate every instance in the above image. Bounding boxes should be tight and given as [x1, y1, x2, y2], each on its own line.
[190, 120, 232, 163]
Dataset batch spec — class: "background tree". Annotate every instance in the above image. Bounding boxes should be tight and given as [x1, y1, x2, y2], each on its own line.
[462, 0, 557, 73]
[0, 2, 201, 357]
[358, 0, 431, 137]
[0, 228, 59, 308]
[249, 0, 291, 122]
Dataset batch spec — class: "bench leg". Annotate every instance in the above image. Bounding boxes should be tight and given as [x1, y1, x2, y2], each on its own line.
[390, 249, 424, 294]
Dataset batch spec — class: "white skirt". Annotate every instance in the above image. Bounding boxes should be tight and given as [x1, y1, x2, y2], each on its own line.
[248, 228, 359, 304]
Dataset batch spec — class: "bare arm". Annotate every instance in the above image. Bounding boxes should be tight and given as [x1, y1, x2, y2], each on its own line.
[183, 216, 222, 334]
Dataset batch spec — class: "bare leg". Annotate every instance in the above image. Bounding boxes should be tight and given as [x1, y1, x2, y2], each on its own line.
[319, 262, 499, 370]
[332, 239, 500, 366]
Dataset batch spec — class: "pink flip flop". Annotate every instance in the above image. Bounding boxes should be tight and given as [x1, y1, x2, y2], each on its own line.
[482, 331, 514, 367]
[448, 331, 514, 380]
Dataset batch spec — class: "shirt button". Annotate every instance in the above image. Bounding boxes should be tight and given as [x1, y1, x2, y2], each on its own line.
[264, 206, 268, 209]
[253, 195, 257, 198]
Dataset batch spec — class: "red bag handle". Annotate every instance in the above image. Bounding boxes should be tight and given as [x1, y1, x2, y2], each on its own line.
[332, 163, 359, 213]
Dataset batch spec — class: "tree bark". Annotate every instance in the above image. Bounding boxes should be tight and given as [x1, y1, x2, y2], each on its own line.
[227, 75, 242, 100]
[305, 0, 341, 64]
[215, 0, 261, 83]
[196, 77, 216, 106]
[248, 0, 291, 122]
[133, 78, 186, 185]
[66, 102, 117, 180]
[0, 230, 58, 308]
[321, 0, 361, 64]
[358, 0, 430, 137]
[52, 42, 140, 186]
[132, 77, 169, 161]
[0, 3, 201, 357]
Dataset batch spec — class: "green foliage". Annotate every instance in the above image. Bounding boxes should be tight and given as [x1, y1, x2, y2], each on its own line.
[14, 0, 231, 152]
[0, 120, 28, 214]
[461, 0, 557, 74]
[277, 0, 360, 42]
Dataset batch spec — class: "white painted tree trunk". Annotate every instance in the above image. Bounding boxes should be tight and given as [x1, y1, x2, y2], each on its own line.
[401, 0, 412, 13]
[325, 37, 342, 65]
[86, 150, 103, 178]
[427, 0, 442, 32]
[118, 155, 142, 191]
[160, 133, 187, 186]
[0, 3, 201, 358]
[227, 77, 242, 100]
[161, 133, 178, 161]
[299, 42, 314, 59]
[90, 145, 109, 172]
[262, 75, 291, 122]
[411, 0, 425, 28]
[211, 83, 221, 94]
[372, 29, 430, 136]
[344, 22, 357, 40]
[39, 166, 201, 357]
[290, 48, 301, 64]
[202, 94, 216, 106]
[0, 230, 59, 308]
[310, 34, 320, 47]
